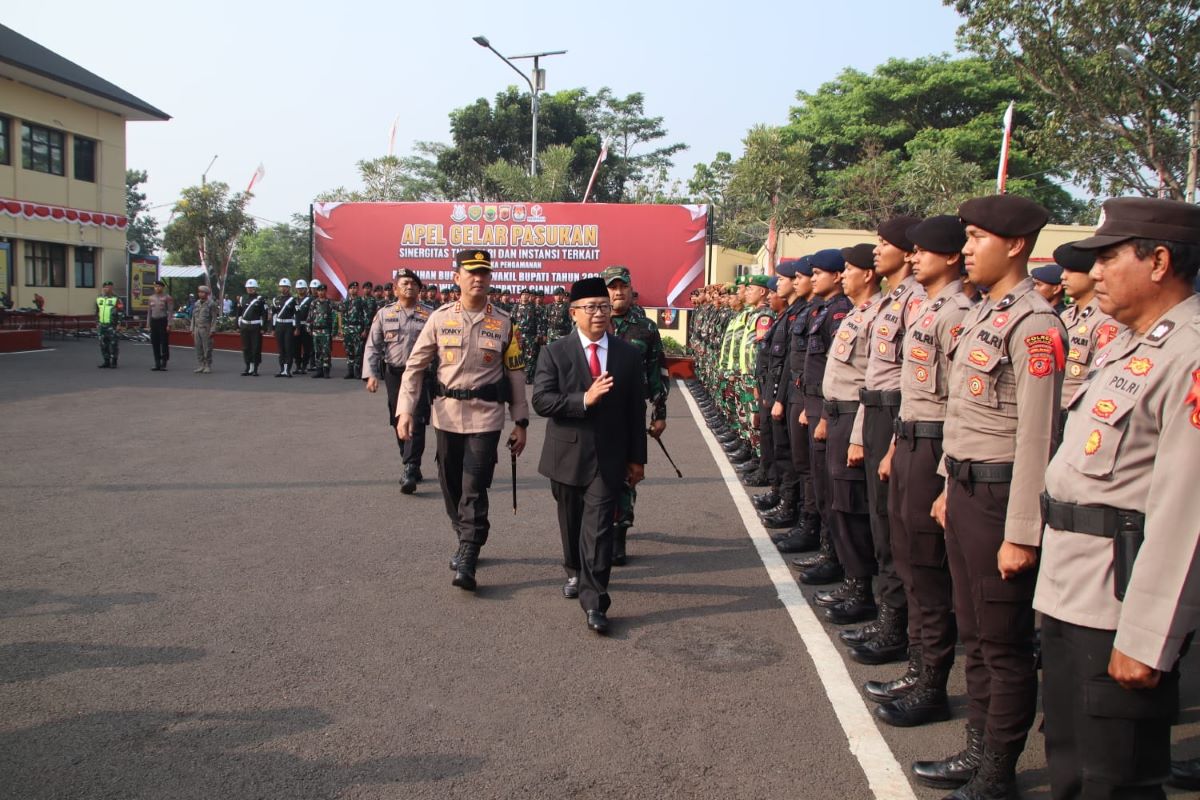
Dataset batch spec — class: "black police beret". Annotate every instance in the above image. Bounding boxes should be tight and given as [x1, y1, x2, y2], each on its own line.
[810, 249, 846, 273]
[1053, 243, 1095, 272]
[776, 260, 799, 278]
[907, 215, 967, 255]
[958, 195, 1049, 238]
[392, 268, 421, 286]
[569, 278, 608, 302]
[348, 281, 359, 288]
[841, 243, 876, 270]
[878, 216, 923, 252]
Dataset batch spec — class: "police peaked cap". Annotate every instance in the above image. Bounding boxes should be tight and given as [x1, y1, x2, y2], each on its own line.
[1053, 243, 1096, 272]
[455, 249, 492, 271]
[1071, 197, 1200, 249]
[841, 243, 877, 270]
[907, 215, 967, 255]
[958, 194, 1050, 238]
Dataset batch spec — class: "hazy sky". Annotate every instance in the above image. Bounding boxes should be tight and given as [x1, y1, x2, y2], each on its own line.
[7, 0, 965, 233]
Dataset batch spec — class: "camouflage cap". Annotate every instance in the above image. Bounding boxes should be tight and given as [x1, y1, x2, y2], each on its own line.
[602, 265, 631, 285]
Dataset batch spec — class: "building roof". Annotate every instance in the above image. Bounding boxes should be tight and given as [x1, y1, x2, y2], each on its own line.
[0, 24, 170, 122]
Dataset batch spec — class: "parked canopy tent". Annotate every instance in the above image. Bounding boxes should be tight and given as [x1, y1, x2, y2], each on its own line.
[158, 265, 206, 279]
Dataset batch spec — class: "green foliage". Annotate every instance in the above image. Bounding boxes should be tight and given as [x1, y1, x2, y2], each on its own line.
[720, 126, 816, 258]
[485, 144, 576, 202]
[661, 335, 685, 356]
[316, 143, 448, 203]
[946, 0, 1199, 200]
[125, 169, 161, 256]
[234, 223, 310, 289]
[162, 182, 255, 301]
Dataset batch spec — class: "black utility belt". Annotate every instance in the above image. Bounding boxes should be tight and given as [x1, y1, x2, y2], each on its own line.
[823, 399, 860, 417]
[385, 364, 406, 375]
[803, 384, 824, 397]
[860, 388, 902, 407]
[894, 419, 944, 440]
[944, 457, 1013, 484]
[434, 380, 506, 403]
[1040, 492, 1145, 601]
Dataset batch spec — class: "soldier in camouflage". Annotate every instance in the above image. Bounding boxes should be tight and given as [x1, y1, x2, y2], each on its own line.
[96, 280, 124, 368]
[513, 288, 543, 385]
[544, 287, 573, 344]
[309, 281, 338, 378]
[603, 265, 671, 565]
[342, 281, 368, 379]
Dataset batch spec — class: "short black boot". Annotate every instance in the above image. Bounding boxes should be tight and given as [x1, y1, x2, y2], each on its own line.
[728, 443, 753, 464]
[875, 664, 952, 727]
[822, 578, 877, 624]
[449, 541, 468, 571]
[751, 488, 781, 511]
[839, 617, 882, 646]
[849, 602, 909, 664]
[814, 578, 857, 608]
[943, 745, 1020, 800]
[911, 725, 984, 790]
[399, 464, 419, 494]
[776, 513, 821, 552]
[612, 526, 629, 566]
[452, 543, 481, 590]
[241, 363, 251, 376]
[864, 646, 923, 703]
[759, 488, 798, 528]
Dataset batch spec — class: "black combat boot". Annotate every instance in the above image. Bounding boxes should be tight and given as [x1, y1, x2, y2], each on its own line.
[751, 488, 781, 511]
[944, 745, 1020, 799]
[822, 578, 877, 624]
[311, 367, 323, 378]
[759, 487, 798, 528]
[449, 541, 468, 571]
[98, 361, 111, 368]
[241, 363, 251, 376]
[250, 363, 259, 376]
[814, 578, 857, 608]
[344, 364, 356, 378]
[839, 617, 883, 645]
[849, 602, 909, 664]
[874, 663, 952, 728]
[796, 536, 843, 584]
[776, 513, 821, 552]
[612, 526, 629, 566]
[452, 543, 480, 590]
[864, 646, 923, 703]
[399, 464, 419, 494]
[728, 443, 753, 464]
[911, 726, 984, 789]
[735, 458, 761, 475]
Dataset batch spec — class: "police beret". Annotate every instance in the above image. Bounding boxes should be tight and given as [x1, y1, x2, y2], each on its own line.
[362, 281, 373, 288]
[766, 276, 780, 293]
[392, 269, 421, 286]
[1071, 197, 1200, 250]
[907, 215, 967, 254]
[602, 265, 631, 285]
[745, 274, 771, 288]
[1030, 264, 1064, 285]
[348, 281, 359, 288]
[553, 286, 567, 296]
[958, 195, 1050, 237]
[455, 249, 492, 271]
[776, 260, 799, 278]
[1053, 243, 1095, 272]
[810, 249, 846, 273]
[569, 277, 608, 302]
[794, 255, 814, 277]
[878, 216, 923, 252]
[842, 243, 876, 270]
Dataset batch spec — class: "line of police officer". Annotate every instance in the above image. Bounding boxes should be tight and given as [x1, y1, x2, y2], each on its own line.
[688, 195, 1200, 798]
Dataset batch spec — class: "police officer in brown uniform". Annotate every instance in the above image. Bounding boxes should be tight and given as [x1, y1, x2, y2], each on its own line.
[793, 249, 854, 585]
[843, 216, 925, 662]
[1055, 243, 1123, 419]
[365, 269, 433, 494]
[1035, 197, 1200, 799]
[816, 243, 883, 624]
[870, 215, 972, 728]
[396, 250, 529, 591]
[912, 195, 1066, 799]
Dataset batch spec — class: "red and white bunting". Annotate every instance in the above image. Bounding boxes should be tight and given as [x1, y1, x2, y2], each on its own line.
[0, 198, 128, 230]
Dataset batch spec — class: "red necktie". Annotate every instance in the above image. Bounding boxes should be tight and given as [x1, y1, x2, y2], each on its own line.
[588, 342, 601, 378]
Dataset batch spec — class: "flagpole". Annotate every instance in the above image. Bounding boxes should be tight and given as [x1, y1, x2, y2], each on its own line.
[582, 141, 608, 203]
[996, 101, 1015, 194]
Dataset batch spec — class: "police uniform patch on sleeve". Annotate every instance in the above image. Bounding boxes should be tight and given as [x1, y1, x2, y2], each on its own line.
[1186, 369, 1200, 429]
[1096, 323, 1120, 350]
[1025, 333, 1056, 378]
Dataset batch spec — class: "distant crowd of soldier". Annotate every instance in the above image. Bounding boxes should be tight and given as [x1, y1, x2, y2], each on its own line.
[687, 195, 1200, 798]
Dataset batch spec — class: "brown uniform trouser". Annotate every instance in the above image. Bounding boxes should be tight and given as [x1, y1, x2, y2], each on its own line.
[945, 477, 1038, 756]
[888, 427, 955, 668]
[825, 403, 874, 578]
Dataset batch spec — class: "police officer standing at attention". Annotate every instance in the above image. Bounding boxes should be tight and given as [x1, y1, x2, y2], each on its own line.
[1055, 242, 1123, 422]
[293, 279, 313, 374]
[1030, 264, 1068, 313]
[145, 279, 174, 371]
[1035, 197, 1200, 799]
[96, 280, 123, 368]
[396, 250, 529, 591]
[237, 278, 268, 376]
[272, 278, 297, 377]
[915, 195, 1065, 798]
[365, 269, 433, 494]
[190, 284, 218, 374]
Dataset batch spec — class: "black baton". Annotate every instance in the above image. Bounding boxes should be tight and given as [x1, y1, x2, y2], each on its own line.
[650, 430, 683, 478]
[509, 440, 518, 514]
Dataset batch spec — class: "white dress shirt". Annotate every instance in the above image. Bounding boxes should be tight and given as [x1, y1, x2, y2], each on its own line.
[577, 329, 609, 374]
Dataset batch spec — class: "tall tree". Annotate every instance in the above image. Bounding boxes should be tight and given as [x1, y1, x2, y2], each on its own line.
[484, 145, 577, 202]
[316, 143, 448, 203]
[125, 169, 161, 257]
[162, 182, 255, 302]
[582, 88, 688, 198]
[234, 222, 310, 289]
[721, 126, 816, 261]
[947, 0, 1199, 199]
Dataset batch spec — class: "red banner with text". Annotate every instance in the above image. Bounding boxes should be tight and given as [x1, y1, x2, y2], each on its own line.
[313, 202, 707, 308]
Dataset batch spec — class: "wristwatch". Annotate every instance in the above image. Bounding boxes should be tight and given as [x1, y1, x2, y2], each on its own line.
[514, 418, 529, 428]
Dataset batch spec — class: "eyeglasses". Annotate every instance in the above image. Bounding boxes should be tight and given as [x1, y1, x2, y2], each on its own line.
[571, 303, 612, 315]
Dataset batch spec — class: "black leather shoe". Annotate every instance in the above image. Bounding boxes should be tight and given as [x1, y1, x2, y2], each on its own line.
[751, 489, 781, 511]
[721, 437, 743, 452]
[864, 647, 922, 703]
[728, 444, 753, 464]
[741, 470, 770, 487]
[1169, 757, 1200, 790]
[911, 726, 984, 789]
[586, 610, 610, 634]
[797, 560, 843, 585]
[399, 464, 418, 494]
[735, 458, 760, 474]
[562, 577, 580, 599]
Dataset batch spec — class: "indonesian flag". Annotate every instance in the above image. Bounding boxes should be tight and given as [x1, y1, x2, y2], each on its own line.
[582, 141, 609, 203]
[996, 101, 1014, 194]
[247, 163, 266, 194]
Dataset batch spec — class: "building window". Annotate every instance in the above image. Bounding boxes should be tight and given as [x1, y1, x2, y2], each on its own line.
[75, 247, 96, 288]
[74, 137, 96, 182]
[25, 242, 67, 287]
[21, 124, 65, 176]
[0, 118, 10, 166]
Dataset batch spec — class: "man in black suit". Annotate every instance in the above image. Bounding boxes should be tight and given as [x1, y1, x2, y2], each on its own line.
[532, 277, 648, 634]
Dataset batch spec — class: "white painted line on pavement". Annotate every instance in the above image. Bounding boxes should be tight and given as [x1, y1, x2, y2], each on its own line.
[676, 379, 918, 800]
[0, 348, 57, 355]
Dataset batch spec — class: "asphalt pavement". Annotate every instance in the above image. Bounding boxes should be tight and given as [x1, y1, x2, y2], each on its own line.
[0, 339, 1196, 799]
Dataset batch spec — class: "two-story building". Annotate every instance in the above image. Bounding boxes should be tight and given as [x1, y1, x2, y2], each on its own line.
[0, 23, 169, 316]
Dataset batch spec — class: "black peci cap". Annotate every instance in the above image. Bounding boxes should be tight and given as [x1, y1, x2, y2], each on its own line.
[569, 277, 608, 302]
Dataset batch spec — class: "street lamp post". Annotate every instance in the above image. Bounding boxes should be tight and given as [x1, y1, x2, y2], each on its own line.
[472, 36, 566, 177]
[1116, 44, 1198, 203]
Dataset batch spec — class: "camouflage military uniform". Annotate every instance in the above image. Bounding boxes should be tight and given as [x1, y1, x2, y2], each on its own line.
[740, 302, 776, 454]
[342, 293, 368, 378]
[514, 297, 543, 385]
[310, 294, 338, 376]
[544, 297, 572, 344]
[96, 291, 124, 367]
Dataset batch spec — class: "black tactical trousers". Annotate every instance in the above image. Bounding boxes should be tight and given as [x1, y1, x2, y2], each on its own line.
[435, 428, 501, 546]
[788, 400, 815, 515]
[275, 324, 294, 371]
[149, 316, 170, 364]
[240, 325, 262, 365]
[825, 405, 874, 579]
[864, 403, 904, 608]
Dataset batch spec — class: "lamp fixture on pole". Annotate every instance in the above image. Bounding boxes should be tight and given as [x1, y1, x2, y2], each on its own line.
[472, 36, 566, 177]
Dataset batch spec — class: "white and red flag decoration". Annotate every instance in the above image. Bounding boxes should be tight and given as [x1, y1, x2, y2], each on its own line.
[246, 163, 266, 194]
[582, 140, 609, 203]
[0, 198, 127, 230]
[996, 101, 1015, 194]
